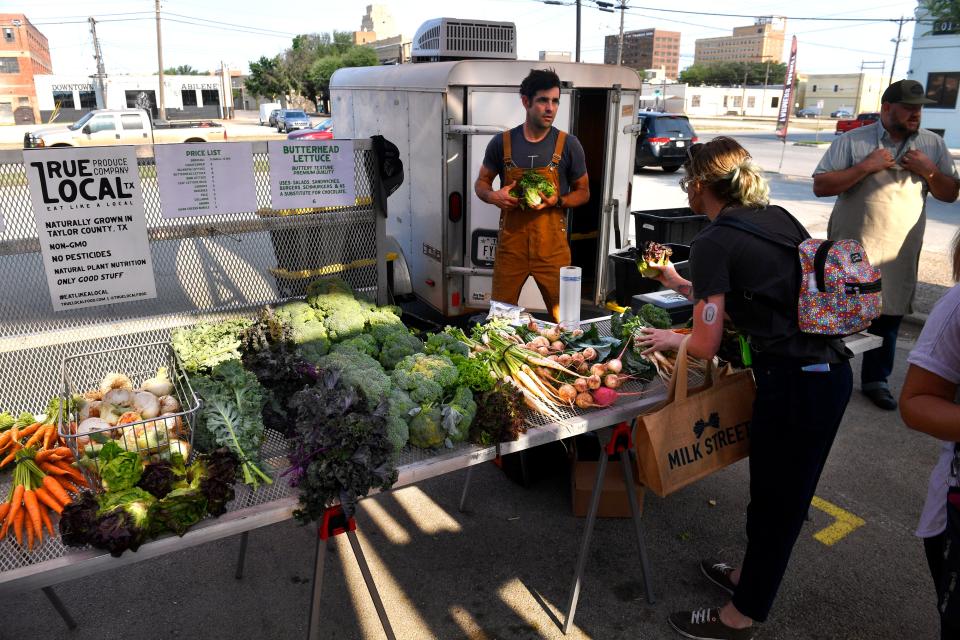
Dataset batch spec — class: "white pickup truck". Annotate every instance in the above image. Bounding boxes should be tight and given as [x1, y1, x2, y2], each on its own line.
[23, 109, 227, 148]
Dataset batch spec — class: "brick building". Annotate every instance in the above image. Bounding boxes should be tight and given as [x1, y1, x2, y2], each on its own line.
[694, 16, 786, 65]
[0, 14, 52, 125]
[605, 29, 680, 80]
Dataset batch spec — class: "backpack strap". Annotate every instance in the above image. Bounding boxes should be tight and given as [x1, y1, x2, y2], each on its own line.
[813, 240, 837, 292]
[710, 209, 808, 248]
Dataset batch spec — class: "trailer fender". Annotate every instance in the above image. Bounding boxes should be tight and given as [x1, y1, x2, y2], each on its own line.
[384, 234, 413, 297]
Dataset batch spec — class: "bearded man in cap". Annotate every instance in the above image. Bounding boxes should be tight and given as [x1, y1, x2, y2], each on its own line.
[813, 79, 959, 411]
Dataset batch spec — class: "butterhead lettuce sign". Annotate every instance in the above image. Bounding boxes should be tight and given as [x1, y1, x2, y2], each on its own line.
[268, 140, 356, 210]
[24, 146, 157, 312]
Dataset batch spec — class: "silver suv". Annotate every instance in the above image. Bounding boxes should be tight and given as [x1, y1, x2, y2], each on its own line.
[276, 109, 310, 133]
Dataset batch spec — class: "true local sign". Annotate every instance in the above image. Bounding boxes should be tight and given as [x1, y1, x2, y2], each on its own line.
[23, 146, 157, 312]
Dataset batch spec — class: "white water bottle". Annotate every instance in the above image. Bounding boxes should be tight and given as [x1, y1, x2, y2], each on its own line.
[559, 266, 582, 331]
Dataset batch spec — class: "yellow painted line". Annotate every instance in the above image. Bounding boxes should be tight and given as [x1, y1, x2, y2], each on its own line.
[269, 252, 398, 280]
[810, 496, 865, 546]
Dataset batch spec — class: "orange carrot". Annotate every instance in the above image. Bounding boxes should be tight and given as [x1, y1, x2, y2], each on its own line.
[0, 445, 20, 468]
[24, 424, 49, 449]
[39, 505, 55, 538]
[35, 447, 72, 464]
[43, 424, 57, 450]
[12, 508, 24, 546]
[42, 475, 70, 506]
[22, 490, 42, 547]
[56, 477, 81, 494]
[34, 487, 63, 515]
[5, 484, 23, 528]
[24, 513, 34, 550]
[0, 502, 9, 523]
[9, 424, 18, 443]
[38, 461, 69, 476]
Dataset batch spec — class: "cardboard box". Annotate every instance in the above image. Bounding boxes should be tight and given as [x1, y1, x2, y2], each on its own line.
[571, 457, 645, 519]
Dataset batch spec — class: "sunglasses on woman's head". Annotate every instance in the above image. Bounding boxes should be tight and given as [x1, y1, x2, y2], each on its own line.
[679, 176, 695, 193]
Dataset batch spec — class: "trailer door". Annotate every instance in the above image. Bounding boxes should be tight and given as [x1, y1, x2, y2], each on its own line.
[464, 88, 572, 313]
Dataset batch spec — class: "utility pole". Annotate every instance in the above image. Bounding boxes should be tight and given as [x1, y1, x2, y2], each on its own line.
[575, 0, 581, 62]
[740, 69, 748, 116]
[88, 17, 107, 108]
[616, 3, 626, 65]
[889, 16, 907, 85]
[154, 0, 166, 121]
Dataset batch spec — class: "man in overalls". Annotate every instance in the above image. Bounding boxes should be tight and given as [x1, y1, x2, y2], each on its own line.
[814, 79, 960, 410]
[474, 68, 590, 322]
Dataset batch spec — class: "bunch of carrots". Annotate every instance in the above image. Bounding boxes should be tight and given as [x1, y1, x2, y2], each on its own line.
[0, 417, 63, 469]
[0, 447, 87, 551]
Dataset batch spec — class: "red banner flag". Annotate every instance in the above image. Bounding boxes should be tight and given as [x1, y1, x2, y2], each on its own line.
[775, 36, 798, 139]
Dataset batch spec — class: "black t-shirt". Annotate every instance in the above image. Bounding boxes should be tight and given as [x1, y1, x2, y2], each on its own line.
[482, 126, 587, 195]
[690, 205, 848, 365]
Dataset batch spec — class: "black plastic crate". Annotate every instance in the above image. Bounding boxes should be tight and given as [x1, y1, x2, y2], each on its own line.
[632, 207, 710, 246]
[608, 244, 690, 306]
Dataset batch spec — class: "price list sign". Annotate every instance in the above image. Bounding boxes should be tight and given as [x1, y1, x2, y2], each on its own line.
[268, 140, 355, 210]
[155, 142, 257, 218]
[23, 146, 157, 312]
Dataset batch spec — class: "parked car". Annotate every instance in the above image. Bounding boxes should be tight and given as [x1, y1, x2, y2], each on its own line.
[287, 118, 333, 140]
[634, 112, 698, 173]
[830, 108, 853, 118]
[835, 112, 880, 135]
[259, 102, 281, 126]
[795, 107, 821, 118]
[24, 109, 226, 148]
[267, 108, 281, 128]
[276, 109, 310, 133]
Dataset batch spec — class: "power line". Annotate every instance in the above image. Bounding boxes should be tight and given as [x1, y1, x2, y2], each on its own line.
[159, 17, 295, 39]
[160, 11, 297, 37]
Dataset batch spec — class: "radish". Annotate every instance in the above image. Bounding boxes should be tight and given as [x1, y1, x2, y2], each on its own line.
[590, 363, 607, 378]
[557, 353, 572, 367]
[582, 347, 598, 361]
[575, 392, 594, 409]
[604, 374, 621, 389]
[573, 377, 589, 393]
[586, 374, 602, 390]
[606, 358, 623, 374]
[591, 387, 619, 407]
[551, 340, 565, 352]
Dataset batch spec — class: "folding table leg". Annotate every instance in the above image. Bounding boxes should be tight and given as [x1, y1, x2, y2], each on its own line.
[307, 536, 332, 640]
[235, 531, 249, 579]
[619, 449, 655, 604]
[346, 530, 397, 640]
[42, 586, 77, 630]
[459, 465, 474, 513]
[562, 448, 609, 634]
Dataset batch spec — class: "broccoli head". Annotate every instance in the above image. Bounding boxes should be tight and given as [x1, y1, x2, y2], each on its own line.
[391, 353, 459, 405]
[274, 301, 316, 324]
[424, 330, 470, 358]
[379, 331, 424, 370]
[317, 346, 392, 412]
[408, 405, 445, 448]
[335, 333, 380, 359]
[442, 386, 477, 444]
[385, 387, 416, 452]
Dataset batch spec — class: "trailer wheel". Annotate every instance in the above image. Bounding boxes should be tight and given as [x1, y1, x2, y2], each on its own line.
[661, 165, 681, 174]
[384, 235, 413, 300]
[184, 138, 204, 143]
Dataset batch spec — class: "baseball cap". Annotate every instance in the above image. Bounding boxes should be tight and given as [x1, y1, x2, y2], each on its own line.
[881, 79, 936, 105]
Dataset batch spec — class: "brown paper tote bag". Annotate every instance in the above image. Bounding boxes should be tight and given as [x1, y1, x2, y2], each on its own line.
[634, 337, 756, 497]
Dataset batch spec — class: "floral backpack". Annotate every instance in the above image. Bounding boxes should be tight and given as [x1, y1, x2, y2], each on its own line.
[713, 214, 882, 337]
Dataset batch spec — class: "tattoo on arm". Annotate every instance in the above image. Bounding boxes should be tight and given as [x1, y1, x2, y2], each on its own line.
[701, 302, 718, 325]
[675, 283, 693, 300]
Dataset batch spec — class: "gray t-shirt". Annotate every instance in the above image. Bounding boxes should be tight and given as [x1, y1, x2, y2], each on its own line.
[908, 284, 960, 538]
[482, 126, 587, 195]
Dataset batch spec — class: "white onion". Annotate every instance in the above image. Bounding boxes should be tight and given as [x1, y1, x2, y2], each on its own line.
[132, 391, 161, 419]
[75, 417, 111, 447]
[158, 395, 180, 414]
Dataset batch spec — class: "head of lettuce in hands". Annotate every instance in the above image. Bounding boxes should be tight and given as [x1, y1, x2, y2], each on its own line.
[636, 240, 673, 278]
[509, 171, 557, 209]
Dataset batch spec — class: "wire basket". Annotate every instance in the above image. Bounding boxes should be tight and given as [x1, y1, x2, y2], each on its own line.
[57, 341, 201, 490]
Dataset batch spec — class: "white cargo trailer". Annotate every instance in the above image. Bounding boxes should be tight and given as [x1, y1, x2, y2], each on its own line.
[331, 60, 642, 317]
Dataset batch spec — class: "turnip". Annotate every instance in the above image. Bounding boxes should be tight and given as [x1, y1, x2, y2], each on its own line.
[550, 340, 565, 352]
[575, 392, 594, 409]
[573, 377, 589, 393]
[558, 384, 578, 403]
[570, 352, 585, 366]
[590, 363, 607, 378]
[557, 353, 572, 367]
[606, 358, 623, 374]
[586, 374, 602, 390]
[582, 347, 598, 361]
[531, 336, 550, 348]
[577, 362, 590, 375]
[527, 320, 541, 332]
[543, 326, 561, 342]
[604, 374, 621, 389]
[537, 346, 550, 356]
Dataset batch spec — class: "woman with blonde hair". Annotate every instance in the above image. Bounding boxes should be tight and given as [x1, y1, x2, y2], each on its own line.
[900, 230, 960, 640]
[638, 137, 853, 640]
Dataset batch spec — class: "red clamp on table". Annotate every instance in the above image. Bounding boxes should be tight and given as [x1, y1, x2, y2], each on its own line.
[605, 421, 633, 456]
[318, 505, 356, 540]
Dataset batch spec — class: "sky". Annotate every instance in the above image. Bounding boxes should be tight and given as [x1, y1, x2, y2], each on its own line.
[11, 0, 925, 79]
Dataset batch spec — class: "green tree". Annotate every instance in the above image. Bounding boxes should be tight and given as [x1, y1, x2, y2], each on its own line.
[922, 0, 960, 33]
[679, 61, 786, 86]
[308, 46, 378, 112]
[245, 55, 289, 100]
[163, 64, 206, 75]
